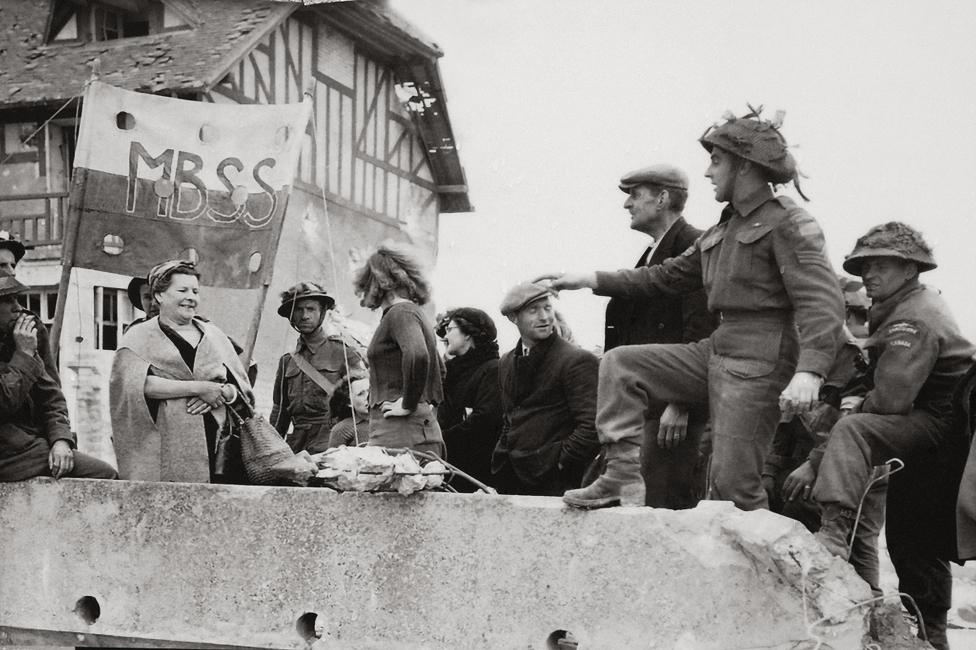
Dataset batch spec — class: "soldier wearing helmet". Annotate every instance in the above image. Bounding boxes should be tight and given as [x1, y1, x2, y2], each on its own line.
[0, 271, 117, 481]
[538, 106, 844, 511]
[812, 222, 974, 650]
[270, 282, 365, 453]
[0, 231, 59, 384]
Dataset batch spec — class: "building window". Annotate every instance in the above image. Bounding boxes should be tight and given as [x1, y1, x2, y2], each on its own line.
[94, 286, 134, 351]
[20, 288, 58, 330]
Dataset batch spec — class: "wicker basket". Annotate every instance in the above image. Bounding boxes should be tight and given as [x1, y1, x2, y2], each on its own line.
[229, 404, 296, 484]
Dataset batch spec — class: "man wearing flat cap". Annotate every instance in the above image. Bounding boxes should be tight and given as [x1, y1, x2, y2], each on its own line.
[0, 231, 60, 384]
[813, 223, 974, 650]
[603, 164, 716, 508]
[491, 283, 600, 495]
[539, 107, 844, 511]
[0, 271, 117, 481]
[270, 281, 365, 453]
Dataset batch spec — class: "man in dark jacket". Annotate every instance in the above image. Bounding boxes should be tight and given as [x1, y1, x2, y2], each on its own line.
[603, 164, 717, 508]
[605, 164, 713, 351]
[491, 283, 600, 496]
[813, 223, 975, 650]
[0, 272, 117, 481]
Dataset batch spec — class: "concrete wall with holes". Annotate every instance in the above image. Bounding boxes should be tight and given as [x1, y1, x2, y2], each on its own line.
[0, 480, 871, 649]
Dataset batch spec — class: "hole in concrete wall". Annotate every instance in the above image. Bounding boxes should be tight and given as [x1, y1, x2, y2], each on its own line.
[74, 595, 100, 625]
[546, 629, 579, 650]
[296, 611, 323, 641]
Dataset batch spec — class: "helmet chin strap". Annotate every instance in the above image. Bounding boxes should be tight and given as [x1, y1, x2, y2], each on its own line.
[291, 312, 326, 335]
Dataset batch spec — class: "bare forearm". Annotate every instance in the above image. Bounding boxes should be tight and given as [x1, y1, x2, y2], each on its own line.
[144, 376, 215, 400]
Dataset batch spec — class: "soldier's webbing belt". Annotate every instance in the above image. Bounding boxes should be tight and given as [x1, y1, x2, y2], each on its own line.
[290, 352, 338, 397]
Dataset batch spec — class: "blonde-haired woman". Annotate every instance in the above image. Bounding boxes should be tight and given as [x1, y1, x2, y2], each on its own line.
[353, 243, 445, 456]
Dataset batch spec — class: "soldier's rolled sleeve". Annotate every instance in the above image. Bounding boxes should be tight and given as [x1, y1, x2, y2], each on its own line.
[772, 210, 844, 377]
[594, 240, 704, 299]
[862, 320, 937, 415]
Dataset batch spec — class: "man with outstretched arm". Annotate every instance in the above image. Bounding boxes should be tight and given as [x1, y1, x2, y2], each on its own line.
[538, 107, 844, 511]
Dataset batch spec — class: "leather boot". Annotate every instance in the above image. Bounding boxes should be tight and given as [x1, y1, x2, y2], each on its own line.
[917, 608, 949, 650]
[814, 504, 856, 559]
[563, 441, 642, 509]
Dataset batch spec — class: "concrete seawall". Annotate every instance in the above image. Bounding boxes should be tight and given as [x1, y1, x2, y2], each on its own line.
[0, 479, 872, 649]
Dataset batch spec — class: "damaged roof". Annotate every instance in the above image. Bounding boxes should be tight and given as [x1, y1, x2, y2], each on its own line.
[0, 0, 470, 212]
[0, 0, 294, 110]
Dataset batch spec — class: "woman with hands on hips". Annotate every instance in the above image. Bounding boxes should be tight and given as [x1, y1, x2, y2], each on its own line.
[353, 243, 446, 457]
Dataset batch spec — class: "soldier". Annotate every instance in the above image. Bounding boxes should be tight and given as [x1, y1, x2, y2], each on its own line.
[270, 282, 365, 453]
[603, 164, 716, 508]
[0, 231, 59, 383]
[0, 271, 117, 481]
[539, 107, 844, 510]
[813, 223, 975, 650]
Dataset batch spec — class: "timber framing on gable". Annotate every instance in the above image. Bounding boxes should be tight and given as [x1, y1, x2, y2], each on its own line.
[205, 12, 455, 225]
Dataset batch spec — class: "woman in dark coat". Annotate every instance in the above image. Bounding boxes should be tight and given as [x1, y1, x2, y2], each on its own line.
[435, 308, 503, 491]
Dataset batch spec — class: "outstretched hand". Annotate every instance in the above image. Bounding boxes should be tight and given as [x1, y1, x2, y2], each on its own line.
[531, 271, 597, 291]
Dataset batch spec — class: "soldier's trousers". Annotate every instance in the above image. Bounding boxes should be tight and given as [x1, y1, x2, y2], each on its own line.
[597, 327, 797, 511]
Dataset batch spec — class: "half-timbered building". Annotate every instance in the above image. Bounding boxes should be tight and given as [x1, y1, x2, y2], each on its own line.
[0, 0, 470, 460]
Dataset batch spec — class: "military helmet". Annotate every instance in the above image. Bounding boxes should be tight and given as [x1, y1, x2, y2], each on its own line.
[0, 269, 29, 298]
[0, 230, 31, 263]
[842, 222, 937, 275]
[700, 106, 800, 188]
[278, 281, 335, 317]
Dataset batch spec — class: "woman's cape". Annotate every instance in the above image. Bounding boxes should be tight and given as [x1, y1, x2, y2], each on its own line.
[110, 317, 252, 482]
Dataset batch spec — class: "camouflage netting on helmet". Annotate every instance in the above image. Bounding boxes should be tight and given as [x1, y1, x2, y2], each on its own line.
[700, 105, 807, 199]
[842, 221, 937, 274]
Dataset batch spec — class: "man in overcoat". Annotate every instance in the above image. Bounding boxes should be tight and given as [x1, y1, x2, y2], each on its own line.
[491, 283, 600, 496]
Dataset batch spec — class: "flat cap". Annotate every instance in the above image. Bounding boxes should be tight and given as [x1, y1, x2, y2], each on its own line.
[618, 164, 689, 193]
[0, 230, 31, 263]
[499, 282, 553, 317]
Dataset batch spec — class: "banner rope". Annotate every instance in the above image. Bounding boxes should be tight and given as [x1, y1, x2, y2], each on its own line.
[0, 90, 85, 169]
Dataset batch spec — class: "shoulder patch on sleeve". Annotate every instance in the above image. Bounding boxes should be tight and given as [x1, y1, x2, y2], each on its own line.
[889, 339, 914, 349]
[886, 321, 920, 337]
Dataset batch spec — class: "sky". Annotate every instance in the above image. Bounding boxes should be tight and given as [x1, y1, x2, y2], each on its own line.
[390, 0, 976, 352]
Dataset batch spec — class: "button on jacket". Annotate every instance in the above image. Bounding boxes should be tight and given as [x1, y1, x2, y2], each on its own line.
[594, 185, 844, 377]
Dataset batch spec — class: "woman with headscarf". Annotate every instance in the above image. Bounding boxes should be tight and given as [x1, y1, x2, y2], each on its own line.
[110, 260, 252, 483]
[353, 243, 445, 456]
[435, 308, 503, 490]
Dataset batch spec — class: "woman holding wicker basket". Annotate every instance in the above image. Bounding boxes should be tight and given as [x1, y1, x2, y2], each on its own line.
[110, 260, 253, 483]
[353, 243, 446, 457]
